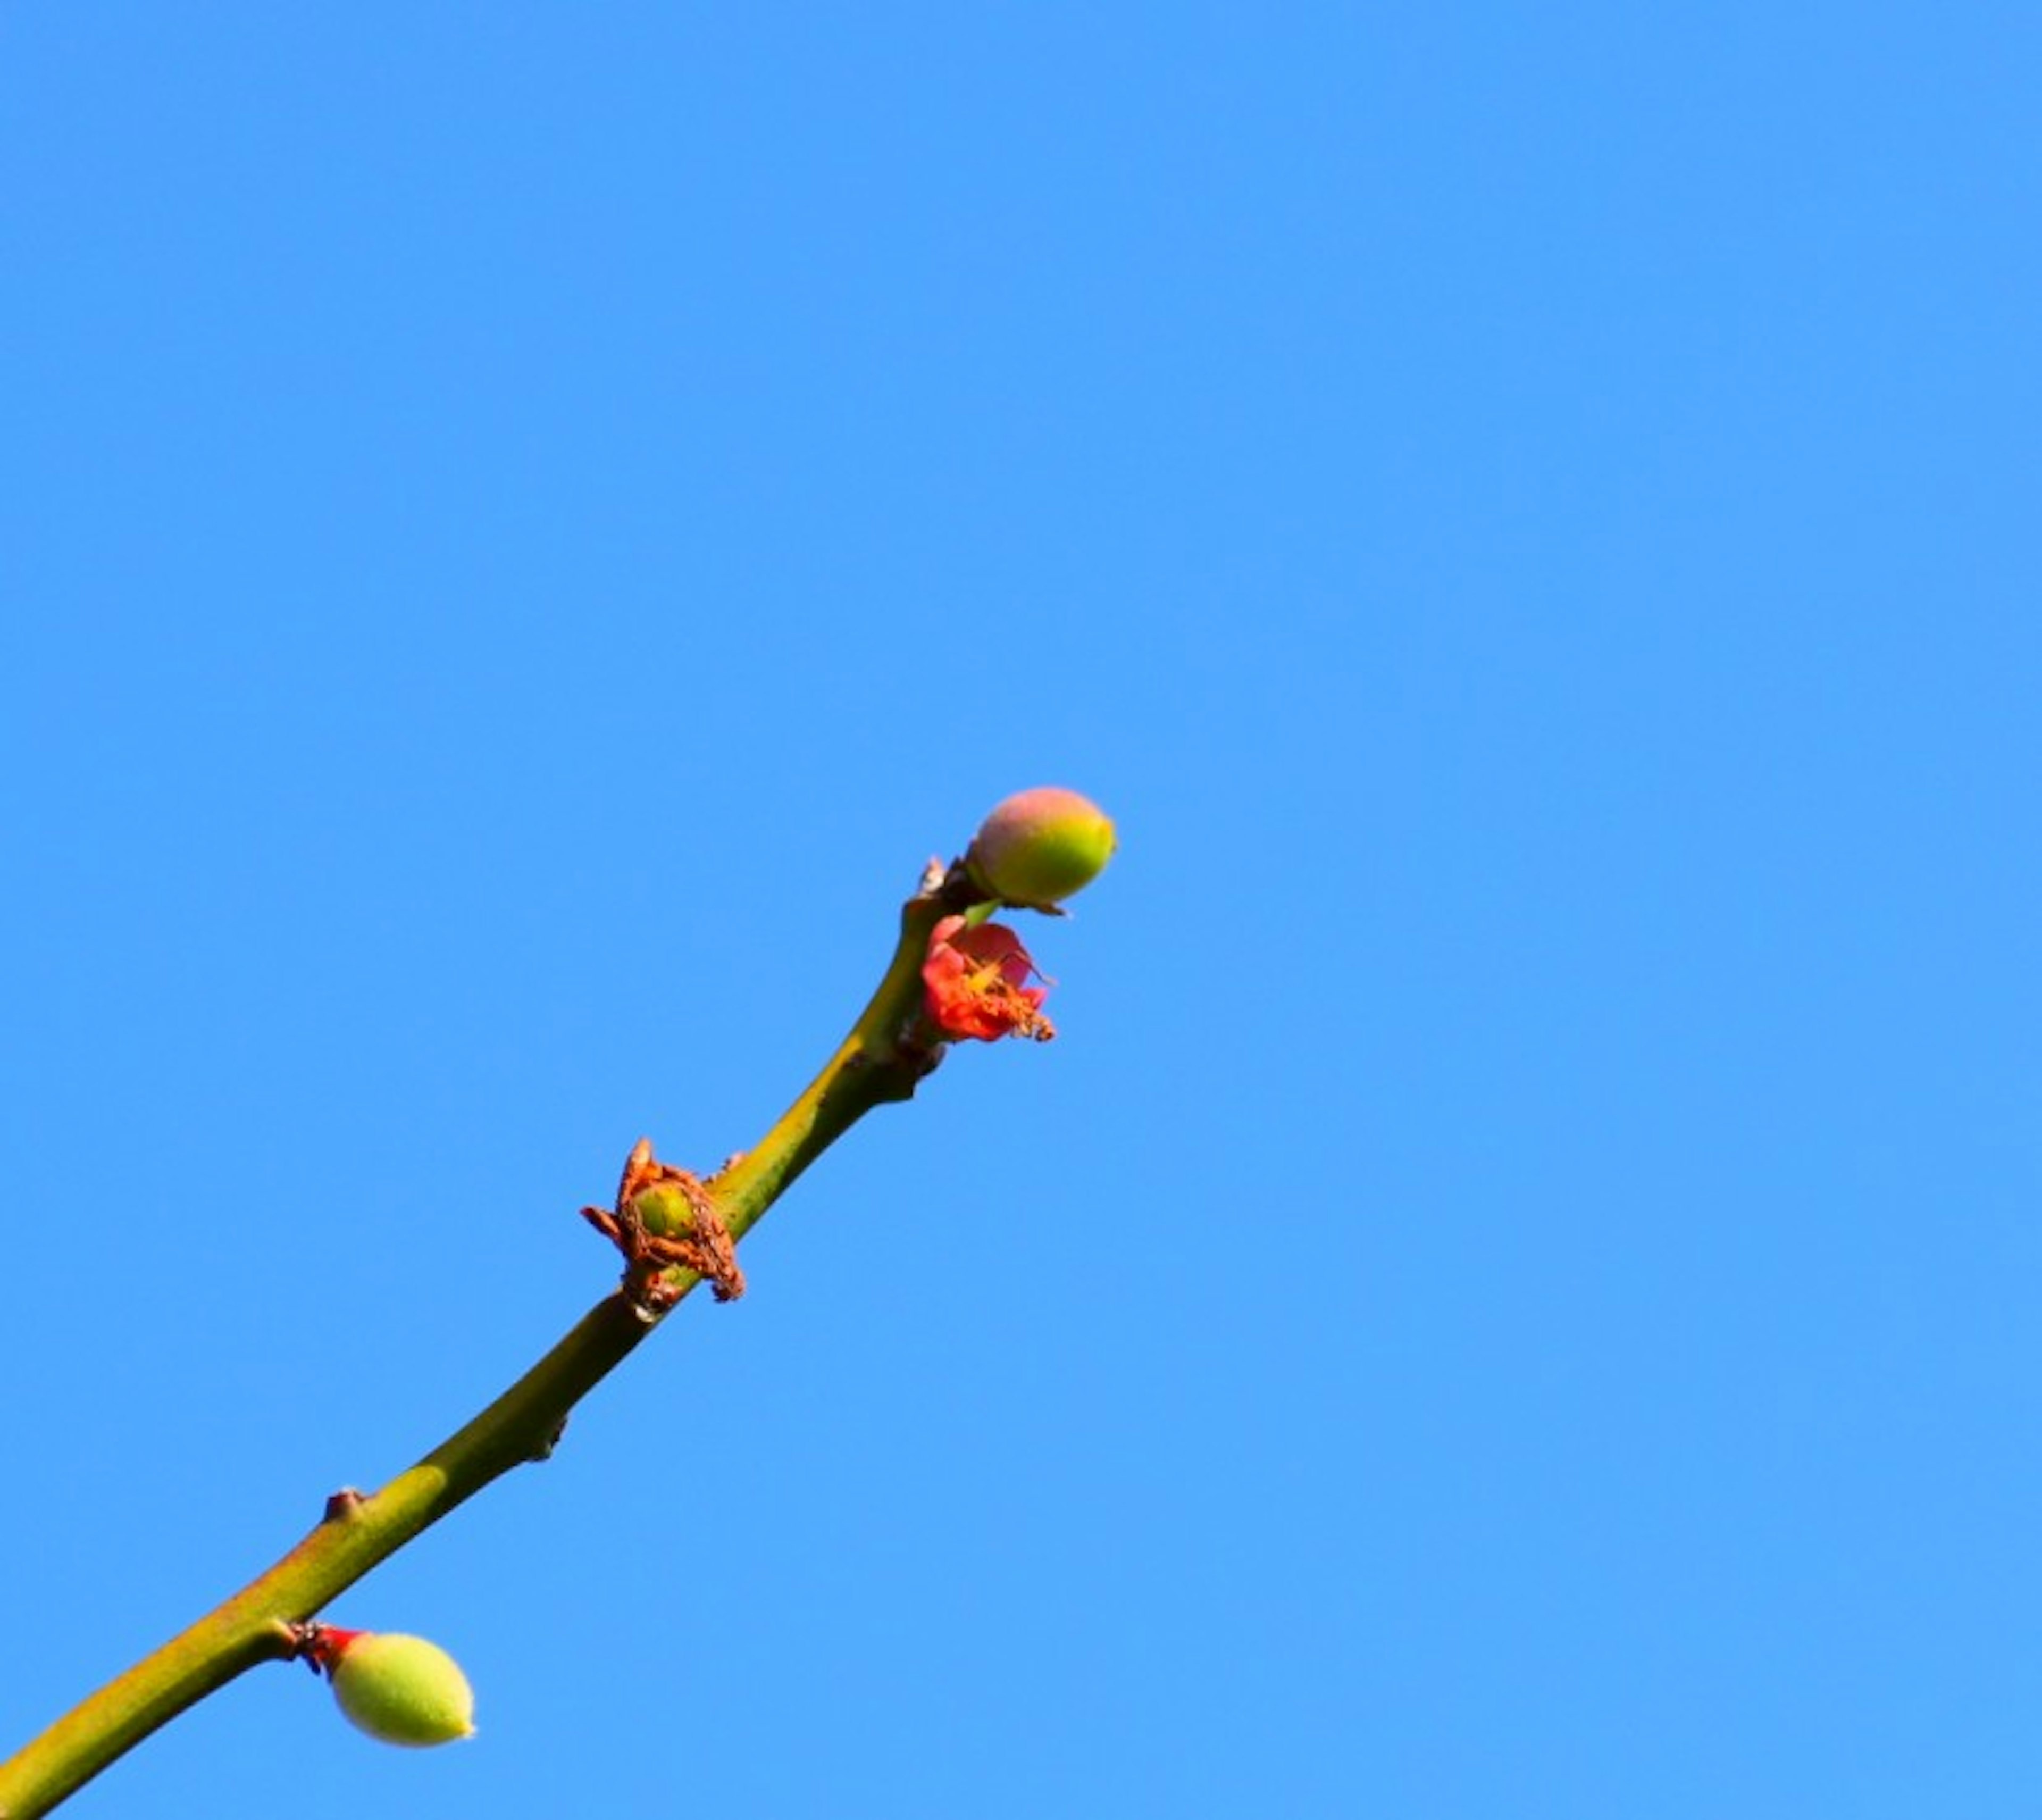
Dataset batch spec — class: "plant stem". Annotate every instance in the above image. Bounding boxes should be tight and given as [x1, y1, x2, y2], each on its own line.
[0, 890, 951, 1819]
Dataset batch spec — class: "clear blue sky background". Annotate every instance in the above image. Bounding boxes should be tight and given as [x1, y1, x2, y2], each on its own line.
[3, 6, 2037, 1817]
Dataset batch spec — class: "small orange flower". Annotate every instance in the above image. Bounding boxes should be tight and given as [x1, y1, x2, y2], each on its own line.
[921, 914, 1055, 1042]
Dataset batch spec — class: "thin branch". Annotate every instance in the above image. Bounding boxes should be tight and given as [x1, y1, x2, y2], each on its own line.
[0, 888, 956, 1819]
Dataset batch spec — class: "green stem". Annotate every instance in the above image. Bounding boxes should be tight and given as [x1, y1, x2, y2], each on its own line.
[0, 891, 952, 1820]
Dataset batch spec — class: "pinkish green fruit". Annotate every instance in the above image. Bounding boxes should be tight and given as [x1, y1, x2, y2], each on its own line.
[965, 787, 1117, 908]
[330, 1632, 476, 1748]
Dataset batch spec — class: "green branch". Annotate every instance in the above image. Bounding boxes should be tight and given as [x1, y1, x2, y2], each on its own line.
[0, 889, 955, 1819]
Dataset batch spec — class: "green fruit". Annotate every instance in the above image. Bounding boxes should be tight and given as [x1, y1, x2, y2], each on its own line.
[629, 1180, 698, 1239]
[965, 787, 1117, 907]
[330, 1632, 476, 1748]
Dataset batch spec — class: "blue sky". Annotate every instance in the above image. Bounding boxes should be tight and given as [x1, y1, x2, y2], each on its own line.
[3, 6, 2037, 1816]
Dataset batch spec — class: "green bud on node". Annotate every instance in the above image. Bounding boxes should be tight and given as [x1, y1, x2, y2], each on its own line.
[329, 1631, 477, 1748]
[966, 787, 1117, 908]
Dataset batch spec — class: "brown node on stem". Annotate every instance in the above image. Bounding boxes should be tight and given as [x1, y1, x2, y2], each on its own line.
[580, 1137, 746, 1312]
[283, 1620, 354, 1678]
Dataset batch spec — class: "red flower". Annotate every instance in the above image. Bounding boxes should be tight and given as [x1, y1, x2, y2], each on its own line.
[921, 915, 1055, 1042]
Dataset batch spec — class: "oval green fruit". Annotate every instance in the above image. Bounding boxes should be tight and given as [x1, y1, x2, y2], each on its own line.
[331, 1632, 476, 1748]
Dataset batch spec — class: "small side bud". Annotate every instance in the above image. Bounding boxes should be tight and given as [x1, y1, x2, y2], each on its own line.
[322, 1630, 476, 1748]
[965, 787, 1117, 909]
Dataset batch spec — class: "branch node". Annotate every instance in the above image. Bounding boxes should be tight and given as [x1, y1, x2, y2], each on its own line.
[530, 1415, 569, 1462]
[580, 1138, 747, 1312]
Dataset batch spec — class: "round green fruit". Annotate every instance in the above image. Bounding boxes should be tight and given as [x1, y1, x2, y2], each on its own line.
[629, 1180, 698, 1239]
